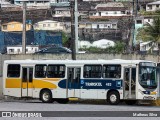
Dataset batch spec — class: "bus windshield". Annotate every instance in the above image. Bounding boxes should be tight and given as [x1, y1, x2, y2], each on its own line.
[139, 63, 157, 89]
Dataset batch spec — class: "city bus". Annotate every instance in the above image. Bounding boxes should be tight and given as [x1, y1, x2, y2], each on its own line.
[3, 59, 158, 105]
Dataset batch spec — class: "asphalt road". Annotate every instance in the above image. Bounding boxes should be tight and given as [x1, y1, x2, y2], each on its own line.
[0, 99, 160, 120]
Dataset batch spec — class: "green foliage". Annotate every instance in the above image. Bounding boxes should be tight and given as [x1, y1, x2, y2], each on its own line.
[105, 41, 125, 53]
[139, 10, 160, 16]
[62, 31, 69, 45]
[136, 17, 160, 43]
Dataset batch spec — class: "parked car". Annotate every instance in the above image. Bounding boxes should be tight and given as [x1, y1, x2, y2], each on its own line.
[34, 46, 72, 54]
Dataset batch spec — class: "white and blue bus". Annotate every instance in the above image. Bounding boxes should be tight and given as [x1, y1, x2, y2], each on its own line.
[3, 59, 158, 105]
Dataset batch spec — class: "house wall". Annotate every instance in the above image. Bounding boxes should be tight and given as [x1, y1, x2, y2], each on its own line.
[92, 11, 127, 16]
[54, 10, 70, 17]
[79, 23, 117, 29]
[34, 21, 64, 31]
[144, 18, 153, 25]
[14, 0, 50, 7]
[7, 46, 39, 54]
[146, 4, 160, 11]
[2, 22, 32, 32]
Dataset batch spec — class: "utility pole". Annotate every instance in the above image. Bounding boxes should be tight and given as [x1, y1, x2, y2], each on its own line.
[70, 0, 76, 60]
[74, 0, 78, 53]
[22, 2, 26, 54]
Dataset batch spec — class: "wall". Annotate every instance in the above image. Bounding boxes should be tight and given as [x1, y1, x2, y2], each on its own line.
[0, 53, 160, 98]
[2, 22, 32, 32]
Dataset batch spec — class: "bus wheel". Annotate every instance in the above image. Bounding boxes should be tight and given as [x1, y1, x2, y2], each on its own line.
[56, 99, 69, 104]
[107, 91, 120, 105]
[125, 100, 137, 105]
[40, 90, 53, 103]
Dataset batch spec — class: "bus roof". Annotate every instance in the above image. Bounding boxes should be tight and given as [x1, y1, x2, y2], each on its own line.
[4, 59, 154, 65]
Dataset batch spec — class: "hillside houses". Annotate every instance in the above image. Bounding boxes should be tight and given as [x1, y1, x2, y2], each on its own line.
[146, 1, 160, 11]
[33, 20, 65, 31]
[14, 0, 51, 9]
[0, 0, 159, 54]
[1, 21, 32, 32]
[89, 2, 131, 19]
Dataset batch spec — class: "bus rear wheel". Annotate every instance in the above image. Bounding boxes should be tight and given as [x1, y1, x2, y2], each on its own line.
[107, 91, 120, 105]
[40, 89, 53, 103]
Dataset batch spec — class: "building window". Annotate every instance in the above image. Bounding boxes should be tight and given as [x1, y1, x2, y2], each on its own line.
[112, 24, 117, 29]
[148, 5, 152, 10]
[114, 11, 117, 14]
[17, 49, 20, 53]
[47, 65, 65, 78]
[84, 65, 102, 78]
[9, 49, 14, 53]
[156, 5, 159, 8]
[7, 64, 20, 77]
[3, 25, 7, 30]
[121, 11, 125, 14]
[43, 24, 46, 27]
[48, 24, 50, 27]
[11, 25, 14, 28]
[37, 1, 43, 3]
[136, 20, 142, 24]
[35, 65, 47, 78]
[35, 48, 38, 51]
[99, 12, 101, 16]
[103, 65, 121, 78]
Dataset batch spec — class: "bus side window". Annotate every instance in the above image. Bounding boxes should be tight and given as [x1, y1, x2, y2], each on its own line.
[83, 65, 102, 78]
[103, 64, 121, 78]
[7, 64, 20, 78]
[47, 65, 65, 78]
[35, 64, 47, 78]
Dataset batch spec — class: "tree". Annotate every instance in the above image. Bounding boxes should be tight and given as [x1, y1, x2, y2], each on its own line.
[62, 31, 69, 46]
[136, 17, 160, 52]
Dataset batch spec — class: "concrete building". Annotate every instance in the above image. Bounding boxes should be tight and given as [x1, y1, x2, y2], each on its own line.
[1, 21, 32, 32]
[146, 1, 160, 11]
[14, 0, 50, 8]
[89, 2, 131, 18]
[79, 21, 118, 29]
[50, 0, 70, 17]
[140, 41, 158, 52]
[33, 20, 64, 31]
[7, 45, 39, 54]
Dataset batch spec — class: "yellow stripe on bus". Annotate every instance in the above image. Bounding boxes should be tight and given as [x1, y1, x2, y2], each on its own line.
[6, 78, 57, 89]
[6, 78, 21, 88]
[32, 79, 57, 89]
[42, 78, 60, 81]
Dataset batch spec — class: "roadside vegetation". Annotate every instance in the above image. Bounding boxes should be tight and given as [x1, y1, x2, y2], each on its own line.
[79, 41, 125, 53]
[136, 16, 160, 53]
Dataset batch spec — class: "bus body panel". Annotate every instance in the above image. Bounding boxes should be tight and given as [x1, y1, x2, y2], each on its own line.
[3, 59, 158, 102]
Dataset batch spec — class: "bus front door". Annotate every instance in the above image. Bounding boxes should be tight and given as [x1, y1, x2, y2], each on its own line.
[67, 67, 81, 98]
[21, 67, 33, 97]
[123, 67, 136, 99]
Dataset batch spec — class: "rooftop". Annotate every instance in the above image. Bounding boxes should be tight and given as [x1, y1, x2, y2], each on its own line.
[148, 1, 160, 5]
[95, 2, 124, 9]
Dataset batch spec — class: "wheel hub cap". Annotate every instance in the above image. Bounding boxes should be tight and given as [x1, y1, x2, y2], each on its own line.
[110, 94, 117, 103]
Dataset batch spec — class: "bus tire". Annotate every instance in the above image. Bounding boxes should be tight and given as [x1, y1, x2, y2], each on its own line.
[107, 91, 120, 105]
[125, 100, 137, 105]
[40, 89, 53, 103]
[56, 99, 69, 104]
